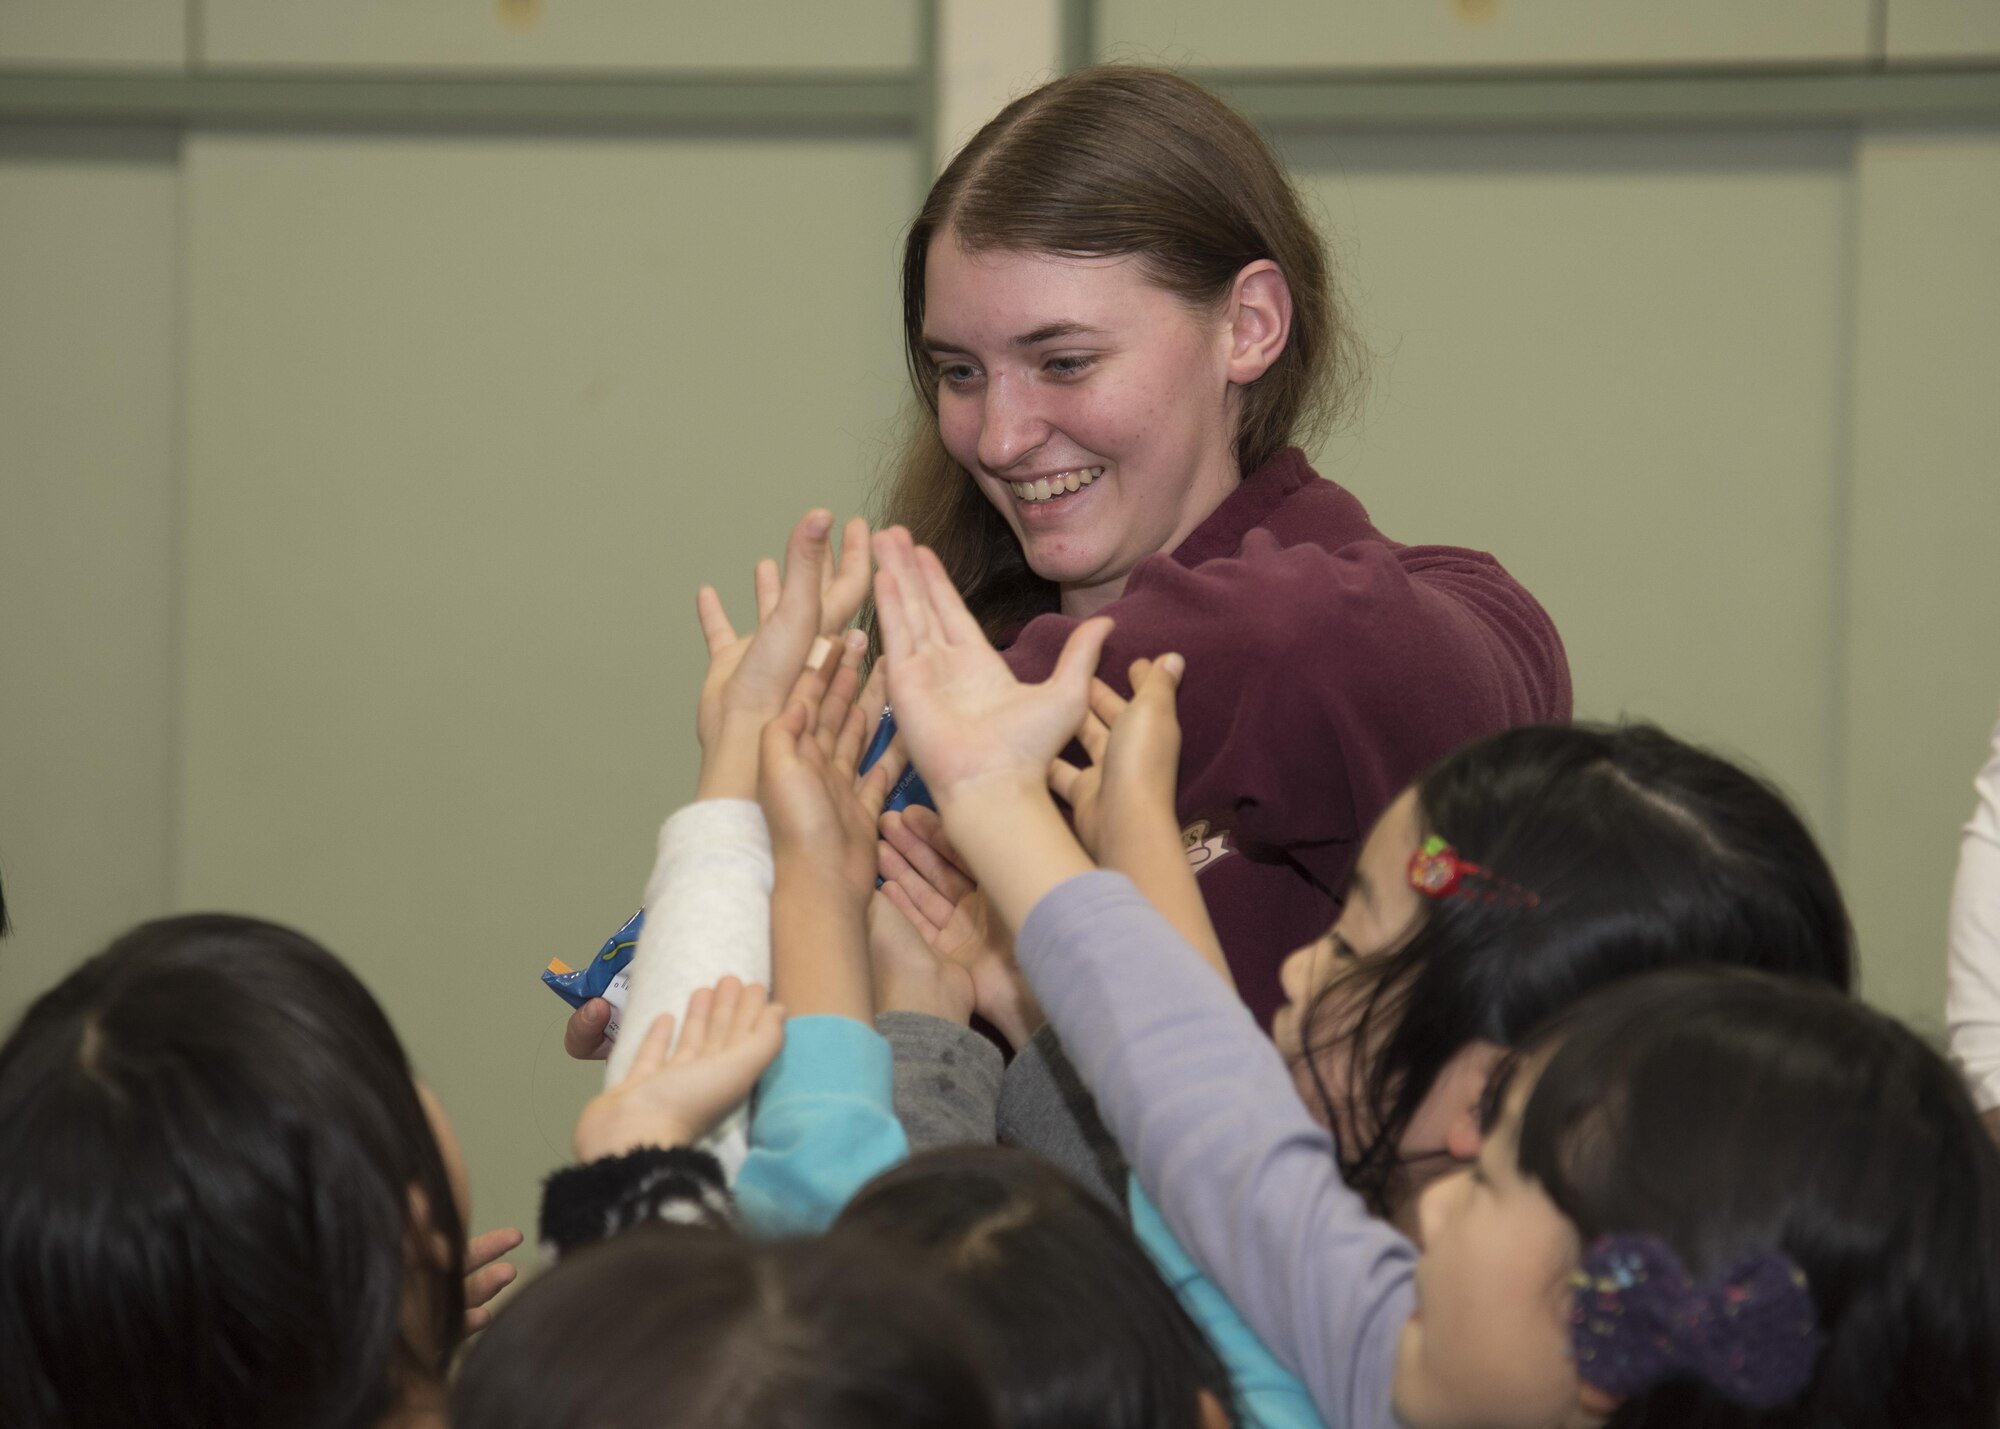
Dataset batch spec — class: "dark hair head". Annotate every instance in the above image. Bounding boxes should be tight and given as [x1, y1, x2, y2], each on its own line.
[879, 63, 1360, 639]
[1307, 723, 1854, 1215]
[452, 1223, 1000, 1429]
[0, 913, 465, 1429]
[1509, 966, 2000, 1427]
[833, 1145, 1235, 1429]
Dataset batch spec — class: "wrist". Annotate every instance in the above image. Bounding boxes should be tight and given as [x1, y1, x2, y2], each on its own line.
[695, 723, 763, 802]
[574, 1105, 697, 1164]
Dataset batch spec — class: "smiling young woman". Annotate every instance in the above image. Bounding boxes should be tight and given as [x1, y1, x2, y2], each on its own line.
[876, 65, 1571, 1026]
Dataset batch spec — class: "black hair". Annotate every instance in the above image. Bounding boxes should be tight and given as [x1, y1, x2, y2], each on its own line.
[0, 913, 465, 1429]
[452, 1222, 1001, 1429]
[833, 1145, 1236, 1429]
[1305, 722, 1854, 1216]
[1507, 966, 2000, 1428]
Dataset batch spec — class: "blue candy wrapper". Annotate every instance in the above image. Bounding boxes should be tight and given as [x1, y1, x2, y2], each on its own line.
[542, 907, 642, 1044]
[547, 710, 934, 1033]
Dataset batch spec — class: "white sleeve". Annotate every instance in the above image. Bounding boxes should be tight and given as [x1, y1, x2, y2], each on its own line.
[1947, 704, 2000, 1112]
[603, 798, 773, 1174]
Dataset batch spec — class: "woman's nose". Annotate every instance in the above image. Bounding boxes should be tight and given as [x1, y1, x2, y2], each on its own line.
[976, 375, 1050, 473]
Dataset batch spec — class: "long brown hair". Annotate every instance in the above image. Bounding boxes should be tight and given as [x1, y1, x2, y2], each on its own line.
[877, 64, 1361, 640]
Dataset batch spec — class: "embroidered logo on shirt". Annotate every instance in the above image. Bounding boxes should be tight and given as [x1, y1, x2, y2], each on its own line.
[1182, 819, 1236, 875]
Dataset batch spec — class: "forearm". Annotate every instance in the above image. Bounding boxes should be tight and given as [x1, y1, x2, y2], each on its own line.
[771, 870, 873, 1023]
[935, 774, 1095, 937]
[1102, 815, 1232, 987]
[607, 800, 773, 1086]
[694, 714, 765, 802]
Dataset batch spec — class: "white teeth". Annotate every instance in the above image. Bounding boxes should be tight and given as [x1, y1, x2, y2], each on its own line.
[1011, 467, 1104, 503]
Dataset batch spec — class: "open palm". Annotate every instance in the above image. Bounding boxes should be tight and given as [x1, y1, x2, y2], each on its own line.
[870, 526, 1112, 800]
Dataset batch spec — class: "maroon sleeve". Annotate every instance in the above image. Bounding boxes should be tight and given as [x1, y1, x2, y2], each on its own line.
[1003, 528, 1569, 927]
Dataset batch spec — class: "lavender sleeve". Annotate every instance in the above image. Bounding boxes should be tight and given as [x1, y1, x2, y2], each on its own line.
[1016, 870, 1415, 1429]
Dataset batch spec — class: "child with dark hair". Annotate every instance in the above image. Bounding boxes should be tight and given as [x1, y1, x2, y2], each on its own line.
[0, 914, 475, 1429]
[452, 1224, 1001, 1429]
[869, 525, 2000, 1427]
[837, 1146, 1237, 1429]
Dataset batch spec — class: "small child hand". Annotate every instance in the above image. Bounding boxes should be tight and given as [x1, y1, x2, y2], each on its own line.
[878, 808, 1046, 1048]
[695, 511, 871, 801]
[866, 890, 976, 1025]
[462, 1227, 524, 1334]
[759, 660, 902, 907]
[1048, 654, 1187, 863]
[871, 526, 1112, 804]
[571, 977, 786, 1163]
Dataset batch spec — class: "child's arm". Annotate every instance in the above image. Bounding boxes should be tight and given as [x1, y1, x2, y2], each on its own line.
[872, 527, 1414, 1429]
[731, 660, 913, 1237]
[566, 511, 868, 1063]
[1048, 656, 1231, 985]
[544, 977, 786, 1257]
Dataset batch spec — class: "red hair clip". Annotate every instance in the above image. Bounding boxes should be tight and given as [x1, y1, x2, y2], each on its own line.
[1408, 836, 1540, 907]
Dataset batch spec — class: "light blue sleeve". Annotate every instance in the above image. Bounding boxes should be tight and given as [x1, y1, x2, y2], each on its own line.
[1129, 1182, 1327, 1429]
[732, 1015, 911, 1239]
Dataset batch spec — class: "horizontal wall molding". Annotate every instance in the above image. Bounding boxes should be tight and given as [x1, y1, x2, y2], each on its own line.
[0, 69, 923, 134]
[1206, 66, 2000, 130]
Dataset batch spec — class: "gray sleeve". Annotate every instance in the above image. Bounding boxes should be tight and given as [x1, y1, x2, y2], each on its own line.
[1016, 871, 1414, 1429]
[874, 1010, 1004, 1151]
[997, 1024, 1129, 1212]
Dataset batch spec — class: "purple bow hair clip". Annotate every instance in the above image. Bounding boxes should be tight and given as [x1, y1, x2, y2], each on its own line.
[1570, 1233, 1823, 1409]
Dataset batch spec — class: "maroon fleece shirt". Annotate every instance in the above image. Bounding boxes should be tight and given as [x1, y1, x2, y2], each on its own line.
[999, 447, 1571, 1028]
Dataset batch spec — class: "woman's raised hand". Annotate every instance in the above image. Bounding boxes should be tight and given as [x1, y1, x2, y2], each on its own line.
[869, 526, 1112, 805]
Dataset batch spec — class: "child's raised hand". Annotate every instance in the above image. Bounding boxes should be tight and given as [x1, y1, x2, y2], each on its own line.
[571, 977, 786, 1163]
[870, 526, 1112, 804]
[759, 660, 902, 906]
[878, 807, 1046, 1047]
[694, 511, 871, 801]
[866, 889, 976, 1026]
[1048, 654, 1188, 862]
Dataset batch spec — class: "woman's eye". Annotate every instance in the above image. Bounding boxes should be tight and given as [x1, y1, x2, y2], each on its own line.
[936, 362, 979, 388]
[1046, 354, 1096, 379]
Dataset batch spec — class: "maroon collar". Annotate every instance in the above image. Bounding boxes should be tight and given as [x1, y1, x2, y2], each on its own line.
[1168, 447, 1319, 568]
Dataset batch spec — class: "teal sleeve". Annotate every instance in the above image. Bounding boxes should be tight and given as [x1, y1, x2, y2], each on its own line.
[1128, 1182, 1327, 1429]
[733, 1015, 911, 1238]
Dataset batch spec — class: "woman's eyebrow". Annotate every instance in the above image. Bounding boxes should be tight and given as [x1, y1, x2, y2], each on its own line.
[1014, 321, 1106, 346]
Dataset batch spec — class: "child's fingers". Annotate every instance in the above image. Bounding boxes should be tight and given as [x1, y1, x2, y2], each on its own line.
[882, 810, 975, 902]
[669, 987, 716, 1064]
[912, 544, 985, 647]
[880, 877, 945, 945]
[872, 568, 914, 665]
[753, 556, 782, 624]
[1048, 616, 1116, 708]
[898, 805, 965, 869]
[820, 515, 873, 633]
[1048, 756, 1083, 806]
[1078, 710, 1111, 765]
[857, 738, 906, 815]
[759, 698, 813, 775]
[695, 586, 737, 655]
[706, 977, 745, 1046]
[836, 660, 887, 773]
[714, 980, 770, 1050]
[873, 529, 940, 649]
[625, 1011, 679, 1080]
[813, 631, 868, 754]
[878, 840, 957, 935]
[1088, 674, 1131, 728]
[773, 508, 833, 625]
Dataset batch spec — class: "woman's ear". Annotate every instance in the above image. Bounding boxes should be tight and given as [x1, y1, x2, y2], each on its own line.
[406, 1185, 454, 1272]
[1223, 259, 1292, 387]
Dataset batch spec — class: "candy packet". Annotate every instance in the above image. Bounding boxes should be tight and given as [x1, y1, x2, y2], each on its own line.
[541, 907, 641, 1044]
[541, 709, 932, 1037]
